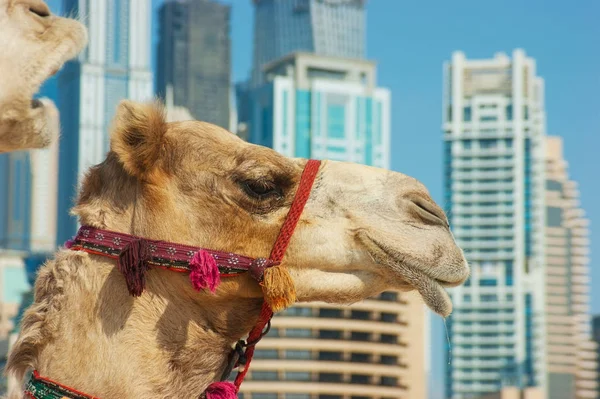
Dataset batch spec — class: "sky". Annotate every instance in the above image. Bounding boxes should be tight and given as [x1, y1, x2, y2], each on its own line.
[57, 1, 599, 398]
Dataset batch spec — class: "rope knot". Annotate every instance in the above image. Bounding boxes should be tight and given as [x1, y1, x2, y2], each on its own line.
[248, 258, 278, 282]
[117, 238, 152, 297]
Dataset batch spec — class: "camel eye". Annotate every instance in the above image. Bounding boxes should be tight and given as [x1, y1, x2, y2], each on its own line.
[241, 180, 281, 200]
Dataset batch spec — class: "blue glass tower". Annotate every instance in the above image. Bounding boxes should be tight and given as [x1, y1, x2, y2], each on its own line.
[56, 0, 153, 245]
[251, 0, 365, 86]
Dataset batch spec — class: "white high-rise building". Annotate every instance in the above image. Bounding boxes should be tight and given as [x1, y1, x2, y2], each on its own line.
[443, 49, 548, 398]
[56, 0, 153, 245]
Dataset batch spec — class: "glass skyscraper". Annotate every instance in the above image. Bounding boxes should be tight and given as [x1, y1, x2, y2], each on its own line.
[251, 0, 365, 86]
[443, 50, 548, 399]
[56, 0, 153, 245]
[156, 0, 231, 129]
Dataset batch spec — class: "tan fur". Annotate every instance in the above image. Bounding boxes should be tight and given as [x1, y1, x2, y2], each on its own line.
[0, 0, 87, 153]
[6, 100, 469, 398]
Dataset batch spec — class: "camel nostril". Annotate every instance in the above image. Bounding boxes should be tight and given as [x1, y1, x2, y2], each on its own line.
[30, 6, 50, 18]
[412, 198, 449, 228]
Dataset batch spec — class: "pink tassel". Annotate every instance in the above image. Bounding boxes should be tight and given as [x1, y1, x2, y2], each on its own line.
[65, 238, 75, 249]
[205, 381, 237, 399]
[189, 250, 220, 293]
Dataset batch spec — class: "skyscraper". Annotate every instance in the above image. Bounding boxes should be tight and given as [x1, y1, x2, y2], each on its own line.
[443, 50, 548, 398]
[56, 0, 153, 245]
[249, 52, 390, 168]
[251, 0, 366, 86]
[545, 136, 598, 399]
[156, 0, 231, 129]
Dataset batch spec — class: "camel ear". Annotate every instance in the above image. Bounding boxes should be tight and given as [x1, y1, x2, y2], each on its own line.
[110, 100, 167, 178]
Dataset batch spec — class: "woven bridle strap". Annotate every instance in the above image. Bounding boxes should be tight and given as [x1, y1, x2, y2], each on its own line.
[232, 159, 321, 389]
[63, 159, 321, 397]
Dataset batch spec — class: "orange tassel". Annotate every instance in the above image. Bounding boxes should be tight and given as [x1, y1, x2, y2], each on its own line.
[261, 264, 296, 312]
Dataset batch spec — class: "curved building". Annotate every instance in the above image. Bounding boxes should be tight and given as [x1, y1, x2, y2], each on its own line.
[239, 291, 427, 399]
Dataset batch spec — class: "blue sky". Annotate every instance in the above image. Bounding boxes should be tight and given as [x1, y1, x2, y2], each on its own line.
[57, 1, 599, 398]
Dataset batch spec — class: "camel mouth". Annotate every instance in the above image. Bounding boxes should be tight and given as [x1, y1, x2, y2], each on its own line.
[31, 99, 44, 109]
[362, 235, 460, 317]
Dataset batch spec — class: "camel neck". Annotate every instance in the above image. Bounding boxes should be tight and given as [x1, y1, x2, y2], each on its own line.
[32, 252, 263, 398]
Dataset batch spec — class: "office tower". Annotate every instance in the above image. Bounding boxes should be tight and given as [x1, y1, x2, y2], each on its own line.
[56, 0, 153, 245]
[443, 50, 548, 398]
[239, 53, 424, 399]
[545, 136, 598, 399]
[248, 52, 390, 168]
[156, 0, 231, 128]
[251, 0, 366, 86]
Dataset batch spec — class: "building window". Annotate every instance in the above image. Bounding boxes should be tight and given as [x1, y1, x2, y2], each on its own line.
[286, 329, 312, 337]
[480, 115, 497, 122]
[479, 139, 497, 149]
[463, 140, 472, 149]
[480, 279, 497, 287]
[380, 334, 397, 344]
[319, 351, 342, 361]
[319, 330, 343, 339]
[319, 374, 343, 383]
[252, 371, 278, 381]
[481, 294, 498, 302]
[351, 331, 371, 341]
[285, 350, 311, 360]
[283, 307, 312, 317]
[319, 308, 343, 318]
[285, 372, 311, 381]
[350, 353, 371, 363]
[380, 355, 397, 365]
[286, 395, 310, 399]
[254, 395, 277, 399]
[351, 310, 371, 320]
[464, 294, 472, 302]
[380, 312, 397, 323]
[463, 106, 472, 122]
[255, 349, 278, 359]
[379, 292, 398, 302]
[506, 105, 513, 120]
[351, 374, 371, 384]
[327, 104, 346, 139]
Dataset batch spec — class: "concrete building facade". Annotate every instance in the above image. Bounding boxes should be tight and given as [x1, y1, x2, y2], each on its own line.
[545, 136, 598, 399]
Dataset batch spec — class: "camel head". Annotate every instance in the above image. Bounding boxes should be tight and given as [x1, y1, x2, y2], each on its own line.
[75, 101, 469, 317]
[0, 0, 87, 151]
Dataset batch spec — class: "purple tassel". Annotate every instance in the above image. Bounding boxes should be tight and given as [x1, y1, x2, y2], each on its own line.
[65, 238, 75, 249]
[189, 250, 220, 293]
[117, 239, 151, 297]
[205, 382, 237, 399]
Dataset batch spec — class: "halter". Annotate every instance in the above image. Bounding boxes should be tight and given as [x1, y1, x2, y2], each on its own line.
[27, 159, 321, 399]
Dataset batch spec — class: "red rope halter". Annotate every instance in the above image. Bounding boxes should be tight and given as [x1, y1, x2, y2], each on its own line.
[44, 159, 322, 399]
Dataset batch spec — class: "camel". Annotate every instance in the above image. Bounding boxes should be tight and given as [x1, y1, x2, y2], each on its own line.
[0, 0, 87, 153]
[5, 99, 469, 398]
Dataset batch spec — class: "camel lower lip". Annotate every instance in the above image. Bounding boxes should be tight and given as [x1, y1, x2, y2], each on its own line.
[409, 273, 453, 317]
